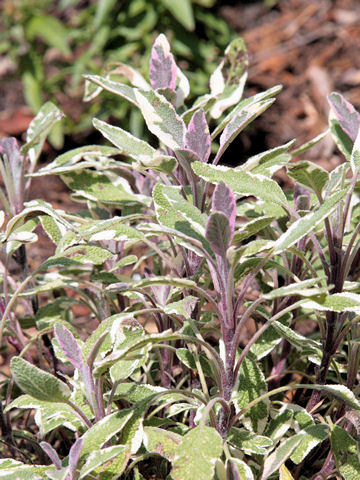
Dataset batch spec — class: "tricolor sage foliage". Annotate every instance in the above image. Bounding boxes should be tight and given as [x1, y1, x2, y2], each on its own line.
[1, 33, 360, 480]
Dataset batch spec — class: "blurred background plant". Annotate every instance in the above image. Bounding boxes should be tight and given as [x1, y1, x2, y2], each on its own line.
[0, 0, 235, 148]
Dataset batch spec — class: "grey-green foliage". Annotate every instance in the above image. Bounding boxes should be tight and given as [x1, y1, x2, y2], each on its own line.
[2, 31, 360, 480]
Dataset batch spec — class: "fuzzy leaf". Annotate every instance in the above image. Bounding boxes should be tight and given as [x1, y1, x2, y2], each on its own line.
[211, 85, 282, 140]
[213, 181, 236, 236]
[214, 99, 275, 164]
[227, 428, 273, 455]
[263, 278, 327, 300]
[350, 128, 360, 174]
[79, 445, 129, 479]
[54, 323, 84, 370]
[93, 118, 176, 173]
[206, 212, 231, 257]
[171, 426, 223, 480]
[10, 358, 71, 403]
[150, 34, 177, 90]
[328, 92, 360, 142]
[243, 141, 294, 176]
[0, 462, 55, 479]
[185, 109, 211, 163]
[331, 425, 360, 480]
[302, 292, 360, 313]
[83, 75, 138, 106]
[260, 434, 306, 480]
[62, 244, 113, 265]
[290, 424, 329, 464]
[161, 0, 194, 30]
[274, 188, 348, 254]
[143, 426, 182, 460]
[192, 161, 287, 206]
[271, 321, 321, 355]
[61, 170, 149, 206]
[80, 410, 133, 460]
[163, 297, 198, 320]
[176, 348, 213, 378]
[233, 357, 268, 433]
[134, 89, 186, 150]
[287, 161, 329, 195]
[233, 216, 274, 243]
[24, 102, 64, 166]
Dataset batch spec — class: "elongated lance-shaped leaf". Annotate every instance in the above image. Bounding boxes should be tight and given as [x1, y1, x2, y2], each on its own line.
[263, 277, 327, 300]
[350, 128, 360, 174]
[301, 292, 360, 313]
[80, 409, 133, 460]
[192, 161, 287, 206]
[171, 426, 223, 480]
[69, 438, 84, 479]
[10, 357, 71, 403]
[287, 161, 329, 196]
[211, 85, 282, 140]
[54, 323, 83, 370]
[143, 427, 182, 461]
[227, 428, 273, 455]
[0, 137, 24, 215]
[213, 181, 236, 239]
[134, 89, 186, 150]
[23, 102, 64, 166]
[83, 75, 138, 106]
[227, 458, 255, 480]
[107, 62, 150, 90]
[150, 34, 177, 91]
[243, 140, 295, 176]
[328, 92, 360, 142]
[79, 445, 129, 479]
[93, 118, 176, 173]
[260, 433, 306, 480]
[206, 212, 231, 258]
[279, 464, 295, 480]
[185, 109, 211, 163]
[214, 99, 275, 164]
[274, 188, 348, 254]
[290, 424, 329, 464]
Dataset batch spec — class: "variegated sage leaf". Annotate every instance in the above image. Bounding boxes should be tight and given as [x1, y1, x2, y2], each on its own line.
[149, 34, 177, 91]
[171, 426, 223, 480]
[260, 433, 305, 480]
[226, 458, 254, 480]
[330, 425, 360, 480]
[328, 92, 360, 142]
[227, 428, 273, 455]
[134, 89, 186, 150]
[213, 181, 236, 238]
[287, 161, 329, 196]
[143, 427, 182, 460]
[243, 140, 294, 176]
[79, 446, 129, 479]
[206, 212, 231, 257]
[290, 424, 329, 464]
[192, 161, 287, 206]
[185, 109, 211, 163]
[10, 357, 71, 403]
[350, 128, 360, 174]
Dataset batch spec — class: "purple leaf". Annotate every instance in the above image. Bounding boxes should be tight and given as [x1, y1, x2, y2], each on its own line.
[185, 109, 211, 163]
[54, 323, 84, 370]
[149, 34, 177, 91]
[328, 92, 360, 142]
[205, 212, 231, 258]
[213, 181, 236, 240]
[174, 148, 201, 185]
[40, 441, 62, 470]
[69, 437, 84, 479]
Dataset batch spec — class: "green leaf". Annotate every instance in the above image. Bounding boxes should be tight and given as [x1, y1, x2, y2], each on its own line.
[79, 445, 129, 479]
[23, 102, 64, 166]
[27, 15, 71, 56]
[260, 433, 305, 480]
[62, 244, 113, 265]
[171, 426, 223, 480]
[243, 141, 295, 176]
[10, 358, 71, 403]
[61, 170, 149, 206]
[0, 461, 55, 479]
[226, 458, 254, 480]
[350, 128, 360, 174]
[233, 356, 268, 433]
[161, 0, 195, 31]
[176, 348, 213, 377]
[83, 75, 138, 107]
[192, 162, 287, 206]
[93, 118, 176, 173]
[143, 426, 182, 460]
[301, 292, 360, 313]
[263, 277, 327, 300]
[274, 188, 348, 254]
[80, 410, 133, 460]
[331, 425, 360, 480]
[164, 297, 198, 320]
[134, 89, 186, 150]
[329, 118, 353, 161]
[287, 161, 329, 196]
[271, 321, 322, 356]
[279, 464, 295, 480]
[227, 428, 273, 455]
[233, 216, 274, 243]
[206, 212, 231, 257]
[290, 424, 329, 464]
